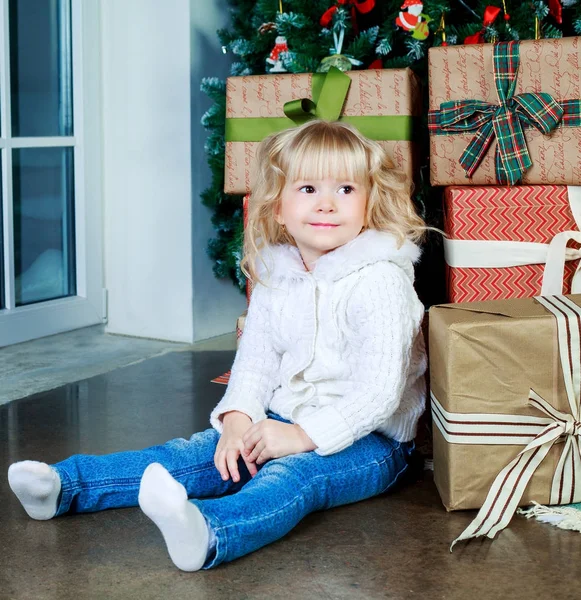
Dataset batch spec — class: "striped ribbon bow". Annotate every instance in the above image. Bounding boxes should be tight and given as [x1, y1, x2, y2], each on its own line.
[431, 41, 565, 185]
[449, 294, 581, 550]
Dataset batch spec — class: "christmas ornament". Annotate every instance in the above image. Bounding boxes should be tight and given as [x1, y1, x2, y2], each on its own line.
[266, 35, 289, 72]
[318, 6, 363, 72]
[318, 54, 354, 71]
[501, 0, 511, 21]
[464, 5, 502, 44]
[395, 0, 431, 41]
[548, 0, 563, 23]
[258, 22, 277, 35]
[435, 12, 447, 46]
[320, 0, 375, 35]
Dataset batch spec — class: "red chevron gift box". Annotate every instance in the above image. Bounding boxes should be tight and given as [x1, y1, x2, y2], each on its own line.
[428, 38, 581, 186]
[444, 185, 581, 303]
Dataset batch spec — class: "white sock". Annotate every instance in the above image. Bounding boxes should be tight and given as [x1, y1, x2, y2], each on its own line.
[8, 461, 61, 520]
[138, 463, 210, 572]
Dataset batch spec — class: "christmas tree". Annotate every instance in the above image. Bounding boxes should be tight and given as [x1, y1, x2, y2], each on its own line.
[201, 0, 578, 303]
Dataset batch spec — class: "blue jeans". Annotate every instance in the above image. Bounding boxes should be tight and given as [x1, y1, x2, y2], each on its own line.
[52, 414, 414, 569]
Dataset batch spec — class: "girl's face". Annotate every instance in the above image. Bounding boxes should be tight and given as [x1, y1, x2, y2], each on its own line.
[276, 178, 367, 271]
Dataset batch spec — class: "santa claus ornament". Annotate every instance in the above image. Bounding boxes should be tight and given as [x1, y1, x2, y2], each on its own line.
[395, 0, 430, 40]
[266, 35, 289, 73]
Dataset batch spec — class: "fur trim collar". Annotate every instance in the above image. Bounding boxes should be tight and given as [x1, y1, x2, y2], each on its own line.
[256, 229, 421, 283]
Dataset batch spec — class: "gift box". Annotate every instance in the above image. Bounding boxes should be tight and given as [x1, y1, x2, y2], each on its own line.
[414, 310, 432, 459]
[225, 67, 421, 194]
[444, 185, 581, 302]
[210, 312, 247, 385]
[429, 294, 581, 523]
[428, 38, 581, 186]
[236, 312, 246, 349]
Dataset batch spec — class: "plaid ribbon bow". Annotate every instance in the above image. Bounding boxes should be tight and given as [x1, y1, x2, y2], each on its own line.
[431, 41, 566, 185]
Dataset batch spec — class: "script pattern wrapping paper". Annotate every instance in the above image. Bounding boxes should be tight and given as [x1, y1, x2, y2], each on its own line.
[428, 38, 581, 186]
[444, 185, 579, 302]
[429, 294, 581, 512]
[225, 69, 420, 194]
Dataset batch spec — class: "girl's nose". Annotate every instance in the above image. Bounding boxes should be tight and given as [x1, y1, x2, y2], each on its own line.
[316, 193, 336, 211]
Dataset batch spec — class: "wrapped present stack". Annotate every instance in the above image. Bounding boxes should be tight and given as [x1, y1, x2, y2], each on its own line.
[428, 37, 581, 303]
[427, 36, 581, 545]
[212, 34, 581, 545]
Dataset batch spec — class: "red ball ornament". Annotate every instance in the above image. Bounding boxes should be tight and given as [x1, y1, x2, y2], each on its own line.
[504, 13, 510, 20]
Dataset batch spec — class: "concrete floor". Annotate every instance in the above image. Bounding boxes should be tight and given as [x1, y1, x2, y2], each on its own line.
[2, 350, 581, 600]
[0, 324, 237, 406]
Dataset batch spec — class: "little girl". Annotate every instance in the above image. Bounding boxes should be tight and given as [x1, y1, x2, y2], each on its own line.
[8, 120, 428, 571]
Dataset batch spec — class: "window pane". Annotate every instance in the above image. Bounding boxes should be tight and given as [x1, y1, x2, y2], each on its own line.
[9, 0, 73, 137]
[13, 147, 76, 306]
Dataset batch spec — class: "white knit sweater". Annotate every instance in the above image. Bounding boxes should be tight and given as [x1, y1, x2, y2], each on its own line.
[210, 229, 428, 456]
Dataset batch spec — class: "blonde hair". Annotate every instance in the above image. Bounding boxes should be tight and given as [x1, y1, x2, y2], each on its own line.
[240, 120, 427, 285]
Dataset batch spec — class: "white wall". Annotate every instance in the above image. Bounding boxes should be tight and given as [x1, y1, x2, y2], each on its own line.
[101, 0, 244, 343]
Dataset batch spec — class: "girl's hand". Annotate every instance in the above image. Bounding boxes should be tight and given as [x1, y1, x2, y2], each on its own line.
[214, 411, 258, 482]
[242, 420, 317, 465]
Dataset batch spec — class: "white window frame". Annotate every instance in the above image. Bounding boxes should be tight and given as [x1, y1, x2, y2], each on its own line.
[0, 0, 104, 347]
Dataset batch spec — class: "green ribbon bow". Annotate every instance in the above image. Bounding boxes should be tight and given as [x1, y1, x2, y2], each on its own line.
[282, 66, 351, 123]
[430, 41, 566, 185]
[225, 67, 415, 143]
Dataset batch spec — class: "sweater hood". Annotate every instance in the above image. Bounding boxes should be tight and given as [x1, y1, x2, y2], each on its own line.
[256, 229, 421, 284]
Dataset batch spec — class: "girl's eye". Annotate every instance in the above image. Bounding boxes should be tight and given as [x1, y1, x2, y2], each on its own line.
[299, 185, 316, 194]
[339, 185, 354, 194]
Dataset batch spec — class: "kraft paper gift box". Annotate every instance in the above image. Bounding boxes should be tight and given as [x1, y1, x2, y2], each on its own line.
[428, 38, 581, 186]
[414, 311, 433, 459]
[429, 294, 581, 521]
[444, 185, 581, 302]
[225, 67, 421, 194]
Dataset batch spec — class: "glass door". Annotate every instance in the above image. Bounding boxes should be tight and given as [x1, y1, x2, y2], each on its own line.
[0, 0, 104, 347]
